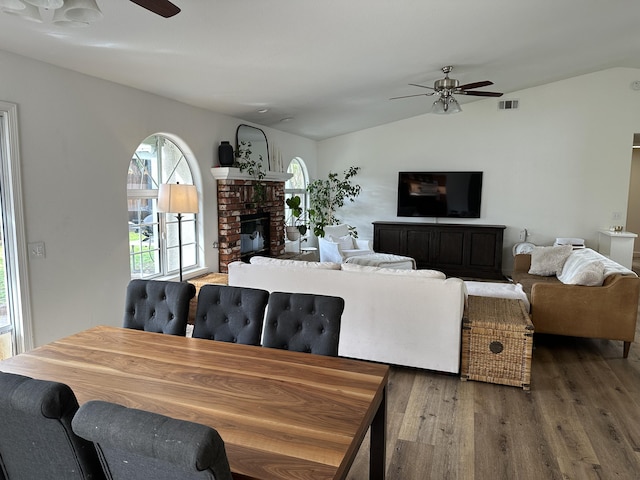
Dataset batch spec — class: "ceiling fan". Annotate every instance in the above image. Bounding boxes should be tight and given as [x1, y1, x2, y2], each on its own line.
[391, 66, 503, 114]
[130, 0, 180, 18]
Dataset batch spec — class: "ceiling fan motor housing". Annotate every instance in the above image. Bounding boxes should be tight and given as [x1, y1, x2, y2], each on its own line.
[434, 77, 458, 92]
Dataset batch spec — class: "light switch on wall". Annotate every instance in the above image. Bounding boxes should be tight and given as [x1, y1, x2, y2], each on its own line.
[28, 241, 45, 259]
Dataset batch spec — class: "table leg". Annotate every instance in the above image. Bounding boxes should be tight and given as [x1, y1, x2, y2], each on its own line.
[370, 385, 386, 480]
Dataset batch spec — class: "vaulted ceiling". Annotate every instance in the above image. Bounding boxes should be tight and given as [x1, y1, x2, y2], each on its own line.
[1, 1, 639, 140]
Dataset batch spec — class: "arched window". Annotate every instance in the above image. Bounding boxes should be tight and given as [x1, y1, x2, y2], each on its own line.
[285, 157, 309, 226]
[127, 135, 199, 279]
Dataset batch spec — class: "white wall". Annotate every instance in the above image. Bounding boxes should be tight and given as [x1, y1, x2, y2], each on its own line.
[0, 49, 317, 347]
[318, 68, 640, 274]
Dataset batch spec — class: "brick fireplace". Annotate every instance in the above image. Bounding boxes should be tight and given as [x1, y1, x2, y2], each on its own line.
[214, 169, 290, 273]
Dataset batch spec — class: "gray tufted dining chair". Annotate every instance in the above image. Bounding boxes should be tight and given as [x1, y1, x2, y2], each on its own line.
[0, 371, 104, 480]
[123, 279, 196, 336]
[192, 284, 269, 345]
[262, 291, 345, 356]
[72, 400, 232, 480]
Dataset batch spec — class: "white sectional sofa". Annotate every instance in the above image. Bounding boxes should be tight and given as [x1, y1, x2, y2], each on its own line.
[227, 257, 466, 373]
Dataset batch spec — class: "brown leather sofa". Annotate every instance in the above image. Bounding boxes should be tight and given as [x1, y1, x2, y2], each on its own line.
[512, 253, 639, 358]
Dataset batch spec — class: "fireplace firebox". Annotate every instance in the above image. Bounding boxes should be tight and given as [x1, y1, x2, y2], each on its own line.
[240, 213, 270, 261]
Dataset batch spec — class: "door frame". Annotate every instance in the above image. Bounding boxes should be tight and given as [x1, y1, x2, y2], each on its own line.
[0, 101, 33, 354]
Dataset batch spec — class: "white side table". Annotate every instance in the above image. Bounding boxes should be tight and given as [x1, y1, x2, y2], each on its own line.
[598, 230, 638, 269]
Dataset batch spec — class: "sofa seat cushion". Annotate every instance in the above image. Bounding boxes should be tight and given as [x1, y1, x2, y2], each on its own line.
[511, 270, 561, 295]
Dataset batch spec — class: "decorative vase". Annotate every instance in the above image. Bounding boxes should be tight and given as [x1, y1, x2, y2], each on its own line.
[218, 141, 234, 167]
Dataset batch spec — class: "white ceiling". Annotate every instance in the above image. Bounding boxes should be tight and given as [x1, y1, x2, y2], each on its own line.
[1, 1, 640, 140]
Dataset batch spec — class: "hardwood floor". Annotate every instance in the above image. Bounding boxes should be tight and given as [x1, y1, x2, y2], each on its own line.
[347, 324, 640, 479]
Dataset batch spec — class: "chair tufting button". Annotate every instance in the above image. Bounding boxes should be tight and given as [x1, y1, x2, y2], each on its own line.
[321, 328, 325, 334]
[224, 317, 229, 323]
[245, 319, 250, 325]
[170, 314, 174, 319]
[233, 338, 237, 343]
[297, 324, 302, 331]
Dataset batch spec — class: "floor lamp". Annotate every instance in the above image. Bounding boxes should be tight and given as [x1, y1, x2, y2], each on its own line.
[157, 183, 199, 282]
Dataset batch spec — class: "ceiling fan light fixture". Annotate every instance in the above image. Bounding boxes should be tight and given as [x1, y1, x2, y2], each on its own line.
[431, 96, 462, 115]
[22, 0, 62, 8]
[0, 0, 26, 10]
[3, 2, 42, 21]
[53, 0, 102, 25]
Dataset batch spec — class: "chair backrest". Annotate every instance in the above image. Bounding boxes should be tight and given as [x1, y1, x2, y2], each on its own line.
[322, 224, 350, 238]
[123, 279, 196, 335]
[72, 401, 233, 480]
[262, 291, 344, 356]
[0, 371, 103, 480]
[192, 285, 269, 345]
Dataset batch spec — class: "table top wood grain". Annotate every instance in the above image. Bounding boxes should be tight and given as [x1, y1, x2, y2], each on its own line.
[0, 326, 389, 480]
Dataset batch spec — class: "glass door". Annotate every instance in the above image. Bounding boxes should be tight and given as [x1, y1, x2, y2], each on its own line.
[0, 101, 32, 359]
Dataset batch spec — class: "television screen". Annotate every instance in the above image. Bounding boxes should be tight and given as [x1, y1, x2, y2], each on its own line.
[397, 171, 483, 218]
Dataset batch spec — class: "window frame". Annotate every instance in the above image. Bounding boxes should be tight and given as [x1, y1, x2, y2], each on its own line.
[284, 157, 310, 224]
[127, 134, 200, 280]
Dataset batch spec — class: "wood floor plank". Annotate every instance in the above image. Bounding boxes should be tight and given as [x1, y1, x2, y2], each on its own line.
[348, 316, 640, 479]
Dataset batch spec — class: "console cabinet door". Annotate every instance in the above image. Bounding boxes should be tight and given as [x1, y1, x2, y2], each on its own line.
[374, 224, 406, 255]
[406, 228, 432, 266]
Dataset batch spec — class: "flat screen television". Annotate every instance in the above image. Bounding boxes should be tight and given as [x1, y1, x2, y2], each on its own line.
[397, 171, 483, 218]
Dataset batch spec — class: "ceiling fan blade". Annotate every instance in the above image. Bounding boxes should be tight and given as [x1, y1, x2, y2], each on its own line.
[390, 93, 434, 100]
[457, 80, 493, 90]
[408, 83, 435, 90]
[457, 90, 503, 97]
[130, 0, 181, 18]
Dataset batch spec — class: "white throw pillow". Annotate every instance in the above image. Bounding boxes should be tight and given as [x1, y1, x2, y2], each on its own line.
[329, 234, 355, 251]
[528, 245, 573, 276]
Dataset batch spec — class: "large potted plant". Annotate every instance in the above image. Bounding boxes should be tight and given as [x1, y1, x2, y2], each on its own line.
[285, 195, 308, 241]
[307, 166, 361, 237]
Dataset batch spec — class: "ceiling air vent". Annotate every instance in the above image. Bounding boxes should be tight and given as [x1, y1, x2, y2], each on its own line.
[498, 99, 519, 110]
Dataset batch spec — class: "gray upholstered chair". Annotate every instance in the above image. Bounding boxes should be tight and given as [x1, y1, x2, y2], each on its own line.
[192, 284, 269, 345]
[262, 291, 345, 356]
[123, 279, 196, 335]
[72, 401, 233, 480]
[0, 371, 103, 480]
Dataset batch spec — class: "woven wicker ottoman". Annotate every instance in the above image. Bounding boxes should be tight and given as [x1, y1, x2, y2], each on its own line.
[187, 273, 228, 324]
[461, 295, 534, 390]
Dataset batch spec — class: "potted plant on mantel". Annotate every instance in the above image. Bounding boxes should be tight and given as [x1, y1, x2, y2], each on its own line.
[285, 195, 308, 241]
[235, 140, 267, 204]
[307, 166, 361, 238]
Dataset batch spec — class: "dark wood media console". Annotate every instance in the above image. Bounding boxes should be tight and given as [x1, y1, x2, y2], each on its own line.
[373, 221, 506, 280]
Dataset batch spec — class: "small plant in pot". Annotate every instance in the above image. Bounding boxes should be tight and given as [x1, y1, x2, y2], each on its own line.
[285, 195, 308, 241]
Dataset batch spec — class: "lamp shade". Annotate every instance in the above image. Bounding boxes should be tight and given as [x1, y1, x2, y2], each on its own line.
[157, 183, 199, 214]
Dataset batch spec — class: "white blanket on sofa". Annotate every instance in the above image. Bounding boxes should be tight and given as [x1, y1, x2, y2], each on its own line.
[557, 248, 636, 285]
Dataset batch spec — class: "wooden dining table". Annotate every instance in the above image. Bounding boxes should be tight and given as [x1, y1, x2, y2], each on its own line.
[0, 326, 389, 480]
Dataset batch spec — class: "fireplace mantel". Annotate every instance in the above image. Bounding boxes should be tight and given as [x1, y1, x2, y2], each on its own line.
[211, 167, 292, 182]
